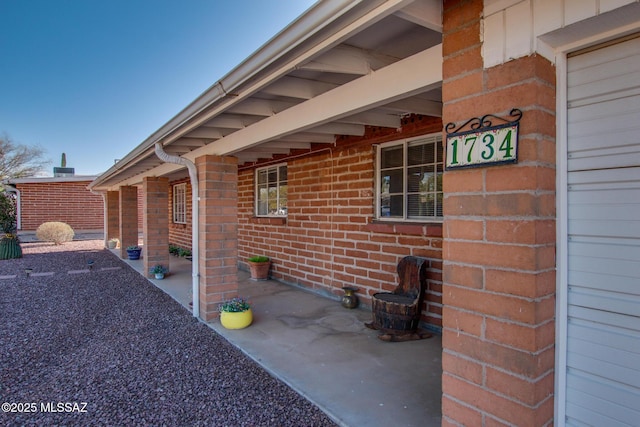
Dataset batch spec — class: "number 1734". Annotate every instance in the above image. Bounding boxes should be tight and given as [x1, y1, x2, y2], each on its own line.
[446, 125, 518, 169]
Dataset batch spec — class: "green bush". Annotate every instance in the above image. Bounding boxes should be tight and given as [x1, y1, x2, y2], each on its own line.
[0, 192, 18, 236]
[36, 221, 75, 245]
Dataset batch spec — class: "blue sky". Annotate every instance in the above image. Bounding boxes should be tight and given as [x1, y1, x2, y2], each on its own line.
[0, 0, 316, 176]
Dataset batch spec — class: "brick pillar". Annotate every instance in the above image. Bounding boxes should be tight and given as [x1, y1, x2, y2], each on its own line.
[143, 177, 169, 278]
[196, 154, 238, 321]
[119, 186, 138, 259]
[106, 191, 120, 243]
[441, 1, 556, 425]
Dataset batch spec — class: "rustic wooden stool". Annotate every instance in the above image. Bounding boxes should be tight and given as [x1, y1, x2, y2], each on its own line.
[365, 256, 432, 342]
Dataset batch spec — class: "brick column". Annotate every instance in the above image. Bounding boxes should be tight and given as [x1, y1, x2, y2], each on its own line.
[196, 154, 238, 321]
[119, 186, 138, 259]
[106, 191, 120, 244]
[143, 177, 169, 278]
[441, 1, 556, 425]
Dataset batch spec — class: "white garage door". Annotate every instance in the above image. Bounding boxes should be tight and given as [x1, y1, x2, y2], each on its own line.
[564, 35, 640, 425]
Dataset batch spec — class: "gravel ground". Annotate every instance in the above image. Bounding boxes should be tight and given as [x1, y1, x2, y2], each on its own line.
[0, 240, 337, 427]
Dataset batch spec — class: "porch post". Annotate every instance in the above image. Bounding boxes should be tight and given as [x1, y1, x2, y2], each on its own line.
[142, 177, 170, 278]
[119, 185, 138, 259]
[196, 154, 238, 321]
[105, 191, 120, 244]
[441, 0, 556, 425]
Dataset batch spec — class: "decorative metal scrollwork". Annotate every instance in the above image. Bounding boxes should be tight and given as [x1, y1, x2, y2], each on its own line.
[445, 108, 523, 136]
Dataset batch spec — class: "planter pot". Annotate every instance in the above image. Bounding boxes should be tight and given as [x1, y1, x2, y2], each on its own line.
[127, 249, 141, 260]
[220, 309, 253, 330]
[107, 240, 117, 249]
[248, 261, 270, 280]
[155, 273, 165, 280]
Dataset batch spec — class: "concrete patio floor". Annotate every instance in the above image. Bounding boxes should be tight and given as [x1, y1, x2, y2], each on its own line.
[118, 250, 443, 427]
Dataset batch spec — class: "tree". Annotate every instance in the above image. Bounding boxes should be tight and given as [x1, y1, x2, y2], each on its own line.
[0, 133, 50, 181]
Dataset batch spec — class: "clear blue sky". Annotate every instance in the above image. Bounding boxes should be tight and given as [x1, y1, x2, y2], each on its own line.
[0, 0, 316, 176]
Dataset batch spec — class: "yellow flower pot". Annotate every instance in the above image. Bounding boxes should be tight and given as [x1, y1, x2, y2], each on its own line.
[220, 309, 253, 330]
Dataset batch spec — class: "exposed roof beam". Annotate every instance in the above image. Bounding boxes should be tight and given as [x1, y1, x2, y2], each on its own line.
[184, 127, 224, 139]
[185, 44, 442, 158]
[260, 76, 339, 99]
[171, 138, 208, 148]
[204, 114, 260, 129]
[298, 44, 398, 74]
[226, 98, 296, 116]
[121, 45, 442, 187]
[338, 111, 401, 128]
[381, 97, 442, 117]
[261, 141, 312, 150]
[277, 133, 336, 143]
[394, 0, 442, 32]
[242, 146, 292, 154]
[308, 122, 365, 136]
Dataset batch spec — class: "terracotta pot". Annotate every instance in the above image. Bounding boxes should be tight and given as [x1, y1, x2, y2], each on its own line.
[220, 309, 253, 329]
[248, 261, 270, 280]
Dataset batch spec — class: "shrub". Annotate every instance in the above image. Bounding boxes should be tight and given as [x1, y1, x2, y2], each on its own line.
[36, 221, 75, 245]
[0, 192, 18, 236]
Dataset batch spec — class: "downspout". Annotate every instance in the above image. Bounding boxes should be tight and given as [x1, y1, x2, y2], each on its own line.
[154, 143, 200, 318]
[3, 184, 21, 231]
[89, 188, 108, 246]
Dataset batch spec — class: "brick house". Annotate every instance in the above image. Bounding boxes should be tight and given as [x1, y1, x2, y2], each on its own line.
[5, 176, 103, 232]
[90, 1, 640, 425]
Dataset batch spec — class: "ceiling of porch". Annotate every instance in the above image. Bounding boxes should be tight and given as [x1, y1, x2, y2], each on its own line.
[92, 0, 443, 190]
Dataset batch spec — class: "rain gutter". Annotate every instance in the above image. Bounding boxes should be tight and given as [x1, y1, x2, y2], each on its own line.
[154, 143, 200, 318]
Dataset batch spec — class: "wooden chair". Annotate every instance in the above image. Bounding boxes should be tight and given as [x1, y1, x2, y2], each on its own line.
[365, 256, 432, 342]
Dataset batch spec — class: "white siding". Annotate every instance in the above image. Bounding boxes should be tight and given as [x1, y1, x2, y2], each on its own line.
[483, 0, 640, 67]
[565, 35, 640, 426]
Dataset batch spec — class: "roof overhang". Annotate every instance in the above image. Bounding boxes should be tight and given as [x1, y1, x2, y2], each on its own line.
[90, 0, 443, 192]
[7, 176, 99, 184]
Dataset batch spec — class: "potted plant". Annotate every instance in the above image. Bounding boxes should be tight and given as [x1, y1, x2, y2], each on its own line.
[218, 297, 253, 329]
[126, 245, 142, 260]
[150, 264, 168, 279]
[247, 255, 270, 280]
[107, 238, 118, 249]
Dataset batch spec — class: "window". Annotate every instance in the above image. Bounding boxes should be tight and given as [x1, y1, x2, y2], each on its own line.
[173, 183, 187, 224]
[255, 164, 287, 216]
[377, 134, 443, 221]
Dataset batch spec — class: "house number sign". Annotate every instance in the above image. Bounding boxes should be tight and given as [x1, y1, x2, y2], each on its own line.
[445, 109, 522, 169]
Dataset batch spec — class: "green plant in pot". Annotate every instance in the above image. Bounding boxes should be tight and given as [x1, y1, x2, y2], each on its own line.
[107, 238, 118, 249]
[218, 297, 253, 329]
[150, 264, 168, 279]
[126, 245, 142, 260]
[247, 255, 270, 280]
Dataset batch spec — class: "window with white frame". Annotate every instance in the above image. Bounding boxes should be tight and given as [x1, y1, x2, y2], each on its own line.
[255, 164, 287, 216]
[173, 183, 187, 224]
[377, 134, 443, 221]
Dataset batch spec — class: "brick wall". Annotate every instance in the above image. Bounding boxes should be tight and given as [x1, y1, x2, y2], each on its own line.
[238, 115, 445, 329]
[441, 0, 556, 425]
[16, 180, 103, 231]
